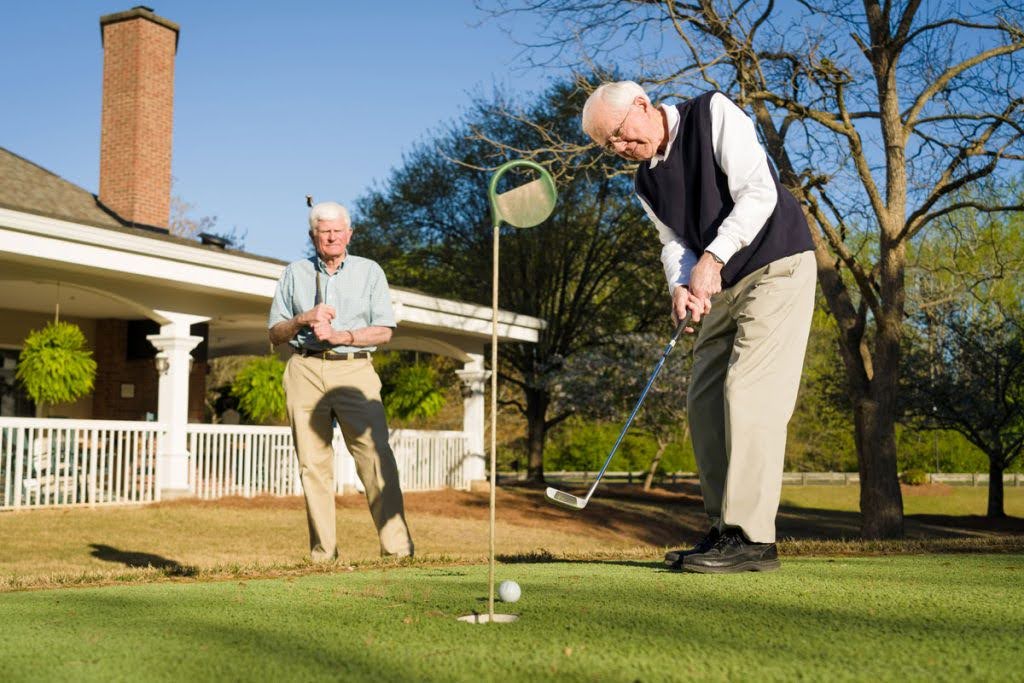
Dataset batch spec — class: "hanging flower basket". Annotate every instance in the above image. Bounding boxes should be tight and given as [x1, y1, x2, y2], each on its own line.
[16, 321, 97, 408]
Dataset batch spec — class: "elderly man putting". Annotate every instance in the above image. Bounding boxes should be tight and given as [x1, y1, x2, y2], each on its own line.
[582, 82, 816, 573]
[268, 202, 413, 562]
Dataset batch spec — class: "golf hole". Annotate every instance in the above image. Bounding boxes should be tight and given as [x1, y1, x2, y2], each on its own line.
[457, 613, 519, 624]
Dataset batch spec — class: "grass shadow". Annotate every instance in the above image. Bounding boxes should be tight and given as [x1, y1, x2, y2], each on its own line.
[496, 550, 664, 570]
[88, 543, 198, 577]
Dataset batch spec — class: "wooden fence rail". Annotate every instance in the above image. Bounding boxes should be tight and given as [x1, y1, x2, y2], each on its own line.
[515, 471, 1024, 487]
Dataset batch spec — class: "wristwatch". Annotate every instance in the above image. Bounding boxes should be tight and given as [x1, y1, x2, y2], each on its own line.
[708, 251, 725, 265]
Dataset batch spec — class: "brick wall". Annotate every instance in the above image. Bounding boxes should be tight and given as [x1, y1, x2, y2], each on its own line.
[92, 319, 207, 422]
[98, 8, 179, 230]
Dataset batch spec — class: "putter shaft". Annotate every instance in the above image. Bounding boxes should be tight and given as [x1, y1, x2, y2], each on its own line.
[545, 312, 692, 510]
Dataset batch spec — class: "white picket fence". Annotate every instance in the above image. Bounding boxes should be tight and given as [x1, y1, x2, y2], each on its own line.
[186, 425, 469, 499]
[0, 417, 162, 509]
[187, 425, 300, 499]
[0, 418, 470, 510]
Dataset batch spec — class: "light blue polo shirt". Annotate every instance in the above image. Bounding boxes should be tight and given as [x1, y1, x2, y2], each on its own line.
[268, 254, 396, 353]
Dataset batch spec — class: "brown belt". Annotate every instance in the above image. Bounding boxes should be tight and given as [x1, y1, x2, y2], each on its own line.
[295, 349, 371, 361]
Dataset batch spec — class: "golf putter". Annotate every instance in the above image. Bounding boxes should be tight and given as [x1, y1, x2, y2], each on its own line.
[545, 310, 693, 510]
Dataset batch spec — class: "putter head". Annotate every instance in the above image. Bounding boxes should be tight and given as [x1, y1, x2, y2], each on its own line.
[545, 486, 588, 510]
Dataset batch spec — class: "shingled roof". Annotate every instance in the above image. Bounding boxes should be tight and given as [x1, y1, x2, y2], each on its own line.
[0, 145, 287, 263]
[0, 146, 123, 229]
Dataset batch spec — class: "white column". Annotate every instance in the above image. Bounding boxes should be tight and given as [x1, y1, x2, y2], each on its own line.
[147, 310, 209, 498]
[456, 353, 490, 489]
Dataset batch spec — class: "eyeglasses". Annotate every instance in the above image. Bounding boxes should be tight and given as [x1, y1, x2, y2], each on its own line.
[602, 104, 636, 153]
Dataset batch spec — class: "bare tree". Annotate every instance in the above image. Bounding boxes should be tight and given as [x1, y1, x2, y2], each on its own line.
[354, 82, 664, 483]
[169, 179, 247, 249]
[168, 188, 216, 240]
[482, 0, 1024, 538]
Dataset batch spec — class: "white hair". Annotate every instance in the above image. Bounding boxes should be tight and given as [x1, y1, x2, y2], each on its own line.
[581, 81, 651, 139]
[308, 201, 351, 232]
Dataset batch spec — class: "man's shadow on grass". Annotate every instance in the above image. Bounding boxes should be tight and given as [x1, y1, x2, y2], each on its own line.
[88, 544, 197, 576]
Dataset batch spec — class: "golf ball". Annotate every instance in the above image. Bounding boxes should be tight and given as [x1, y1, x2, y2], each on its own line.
[498, 580, 521, 603]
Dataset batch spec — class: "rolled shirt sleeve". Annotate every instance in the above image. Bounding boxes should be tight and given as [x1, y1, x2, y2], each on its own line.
[368, 263, 397, 328]
[268, 265, 295, 329]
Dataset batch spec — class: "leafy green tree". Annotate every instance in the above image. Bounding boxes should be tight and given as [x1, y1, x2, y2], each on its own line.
[902, 307, 1024, 517]
[354, 80, 663, 483]
[901, 196, 1024, 515]
[17, 321, 96, 415]
[231, 356, 286, 424]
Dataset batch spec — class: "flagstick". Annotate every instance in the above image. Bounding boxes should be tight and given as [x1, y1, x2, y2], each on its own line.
[488, 220, 499, 621]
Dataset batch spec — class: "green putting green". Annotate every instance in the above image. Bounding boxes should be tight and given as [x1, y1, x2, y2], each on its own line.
[1, 555, 1020, 681]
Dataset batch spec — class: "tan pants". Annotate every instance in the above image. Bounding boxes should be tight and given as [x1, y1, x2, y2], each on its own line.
[283, 354, 413, 561]
[687, 251, 817, 543]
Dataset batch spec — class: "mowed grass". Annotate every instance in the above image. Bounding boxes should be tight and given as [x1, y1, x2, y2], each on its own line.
[781, 483, 1024, 516]
[1, 485, 1022, 591]
[1, 556, 1021, 682]
[0, 488, 670, 589]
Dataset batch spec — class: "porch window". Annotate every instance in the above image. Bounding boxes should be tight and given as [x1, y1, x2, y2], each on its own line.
[0, 349, 35, 417]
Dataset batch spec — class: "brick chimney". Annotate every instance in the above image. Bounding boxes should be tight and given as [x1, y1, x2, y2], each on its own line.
[98, 6, 179, 231]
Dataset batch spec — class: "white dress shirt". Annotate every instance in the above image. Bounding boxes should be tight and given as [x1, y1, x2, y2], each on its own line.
[638, 93, 778, 294]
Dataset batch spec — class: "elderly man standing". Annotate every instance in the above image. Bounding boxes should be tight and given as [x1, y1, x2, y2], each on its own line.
[582, 82, 816, 573]
[268, 201, 413, 562]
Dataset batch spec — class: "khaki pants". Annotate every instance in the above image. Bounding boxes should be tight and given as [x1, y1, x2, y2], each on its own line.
[284, 354, 413, 561]
[687, 251, 817, 543]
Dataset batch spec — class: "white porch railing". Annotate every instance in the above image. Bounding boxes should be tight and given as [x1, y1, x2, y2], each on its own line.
[187, 425, 300, 499]
[0, 419, 470, 510]
[390, 429, 470, 491]
[0, 417, 162, 509]
[186, 425, 469, 499]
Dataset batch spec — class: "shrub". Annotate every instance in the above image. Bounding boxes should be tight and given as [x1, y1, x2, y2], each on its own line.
[231, 356, 286, 424]
[384, 363, 446, 420]
[900, 468, 930, 486]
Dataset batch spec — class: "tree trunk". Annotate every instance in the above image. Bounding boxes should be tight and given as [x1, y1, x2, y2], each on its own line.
[524, 387, 549, 484]
[988, 458, 1006, 518]
[854, 395, 905, 538]
[643, 439, 669, 491]
[815, 244, 906, 539]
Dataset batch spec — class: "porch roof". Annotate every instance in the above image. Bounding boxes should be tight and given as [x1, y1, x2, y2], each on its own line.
[0, 153, 544, 361]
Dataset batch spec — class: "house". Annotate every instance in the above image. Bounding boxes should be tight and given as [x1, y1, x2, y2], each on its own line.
[0, 6, 543, 504]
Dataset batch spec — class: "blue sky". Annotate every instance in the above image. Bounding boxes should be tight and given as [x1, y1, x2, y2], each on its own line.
[1, 1, 553, 261]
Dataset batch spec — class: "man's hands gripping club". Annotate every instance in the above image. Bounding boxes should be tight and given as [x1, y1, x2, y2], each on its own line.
[268, 303, 350, 347]
[673, 251, 724, 332]
[302, 304, 337, 343]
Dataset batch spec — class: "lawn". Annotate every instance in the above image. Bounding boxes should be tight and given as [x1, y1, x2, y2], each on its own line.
[1, 556, 1020, 682]
[1, 485, 1022, 681]
[1, 485, 1022, 590]
[780, 482, 1024, 516]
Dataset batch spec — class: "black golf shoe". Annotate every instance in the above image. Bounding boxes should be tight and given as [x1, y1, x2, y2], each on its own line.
[680, 528, 781, 574]
[664, 527, 721, 567]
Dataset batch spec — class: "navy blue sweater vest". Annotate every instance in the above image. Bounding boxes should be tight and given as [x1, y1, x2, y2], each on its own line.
[634, 92, 813, 289]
